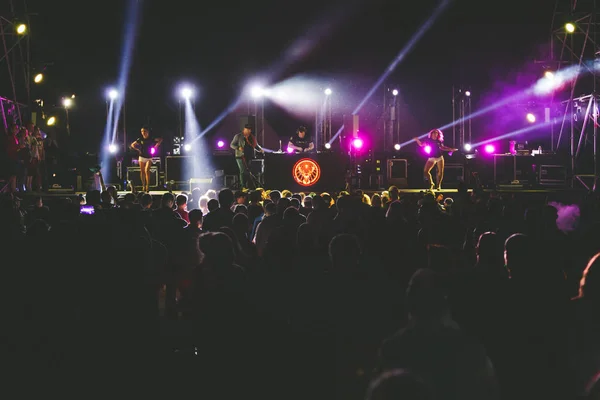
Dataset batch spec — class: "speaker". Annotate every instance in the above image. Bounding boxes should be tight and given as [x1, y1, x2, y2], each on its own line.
[240, 115, 256, 133]
[387, 159, 408, 188]
[126, 166, 159, 188]
[165, 156, 191, 182]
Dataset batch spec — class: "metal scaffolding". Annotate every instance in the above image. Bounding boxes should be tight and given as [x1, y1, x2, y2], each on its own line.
[382, 87, 400, 151]
[551, 0, 600, 190]
[316, 91, 332, 151]
[451, 87, 471, 149]
[0, 0, 33, 130]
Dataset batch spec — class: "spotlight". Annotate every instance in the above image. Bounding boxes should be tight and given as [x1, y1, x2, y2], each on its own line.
[286, 146, 294, 154]
[464, 143, 472, 151]
[183, 144, 192, 152]
[62, 98, 73, 108]
[180, 86, 194, 100]
[526, 113, 536, 123]
[544, 70, 555, 80]
[424, 145, 432, 155]
[107, 88, 119, 100]
[465, 91, 471, 97]
[108, 144, 118, 153]
[565, 22, 575, 33]
[251, 86, 264, 99]
[216, 140, 225, 148]
[484, 144, 496, 154]
[16, 24, 26, 35]
[392, 89, 399, 96]
[394, 143, 401, 151]
[46, 116, 56, 126]
[324, 88, 332, 96]
[34, 73, 43, 83]
[352, 138, 363, 149]
[324, 143, 331, 149]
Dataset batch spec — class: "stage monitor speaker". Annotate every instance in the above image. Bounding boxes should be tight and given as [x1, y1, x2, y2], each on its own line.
[240, 115, 256, 134]
[126, 166, 159, 188]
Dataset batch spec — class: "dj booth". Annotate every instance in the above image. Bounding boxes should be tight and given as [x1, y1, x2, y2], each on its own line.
[262, 152, 348, 192]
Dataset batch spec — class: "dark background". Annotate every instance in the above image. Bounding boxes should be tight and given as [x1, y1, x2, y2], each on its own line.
[1, 0, 555, 153]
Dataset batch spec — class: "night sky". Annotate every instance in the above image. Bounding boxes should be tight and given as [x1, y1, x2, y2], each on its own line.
[3, 0, 554, 152]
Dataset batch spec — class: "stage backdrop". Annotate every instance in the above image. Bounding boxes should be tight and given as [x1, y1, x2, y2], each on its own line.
[263, 152, 348, 192]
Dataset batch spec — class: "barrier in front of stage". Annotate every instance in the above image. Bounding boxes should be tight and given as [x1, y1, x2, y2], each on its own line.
[263, 152, 348, 191]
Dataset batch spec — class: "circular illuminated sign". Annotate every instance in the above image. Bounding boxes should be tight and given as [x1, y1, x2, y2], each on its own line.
[292, 158, 321, 187]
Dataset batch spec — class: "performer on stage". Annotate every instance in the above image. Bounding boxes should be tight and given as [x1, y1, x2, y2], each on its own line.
[414, 129, 457, 191]
[288, 126, 314, 153]
[130, 126, 162, 193]
[230, 124, 263, 189]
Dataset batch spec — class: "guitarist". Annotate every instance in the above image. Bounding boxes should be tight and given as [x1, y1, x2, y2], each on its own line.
[230, 124, 263, 189]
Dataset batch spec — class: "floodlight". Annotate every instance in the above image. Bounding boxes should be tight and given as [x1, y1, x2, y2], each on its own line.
[392, 89, 398, 96]
[394, 143, 401, 151]
[180, 86, 194, 100]
[108, 144, 118, 153]
[62, 98, 73, 108]
[324, 88, 332, 96]
[107, 89, 119, 100]
[251, 86, 264, 99]
[566, 23, 575, 33]
[16, 24, 26, 35]
[46, 116, 56, 126]
[464, 143, 472, 151]
[183, 144, 192, 152]
[34, 73, 43, 83]
[526, 113, 536, 123]
[324, 143, 331, 149]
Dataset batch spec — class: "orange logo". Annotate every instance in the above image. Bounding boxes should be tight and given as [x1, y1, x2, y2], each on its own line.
[292, 158, 321, 187]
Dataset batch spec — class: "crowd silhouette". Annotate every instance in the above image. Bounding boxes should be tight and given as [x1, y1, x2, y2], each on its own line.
[1, 184, 599, 399]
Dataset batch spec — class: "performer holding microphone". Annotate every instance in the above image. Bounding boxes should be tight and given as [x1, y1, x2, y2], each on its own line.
[288, 126, 314, 153]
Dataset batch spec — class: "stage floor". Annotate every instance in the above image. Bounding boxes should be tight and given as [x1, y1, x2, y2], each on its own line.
[23, 185, 586, 198]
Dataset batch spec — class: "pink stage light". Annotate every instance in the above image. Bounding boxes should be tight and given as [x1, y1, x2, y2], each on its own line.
[286, 147, 294, 154]
[217, 140, 225, 148]
[150, 147, 156, 155]
[424, 145, 432, 155]
[484, 144, 495, 154]
[352, 138, 364, 149]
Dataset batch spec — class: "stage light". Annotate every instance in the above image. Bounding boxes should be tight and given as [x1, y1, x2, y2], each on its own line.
[108, 144, 118, 153]
[526, 113, 536, 123]
[34, 73, 43, 83]
[565, 22, 575, 33]
[107, 88, 119, 100]
[484, 144, 495, 154]
[150, 147, 156, 155]
[251, 86, 265, 99]
[16, 24, 26, 35]
[392, 89, 399, 96]
[324, 88, 332, 96]
[216, 140, 225, 148]
[394, 143, 401, 150]
[424, 145, 432, 155]
[352, 138, 364, 149]
[180, 86, 194, 100]
[324, 143, 331, 149]
[62, 98, 73, 108]
[46, 116, 56, 126]
[183, 144, 192, 152]
[465, 91, 471, 97]
[464, 143, 472, 151]
[544, 70, 555, 80]
[286, 146, 294, 154]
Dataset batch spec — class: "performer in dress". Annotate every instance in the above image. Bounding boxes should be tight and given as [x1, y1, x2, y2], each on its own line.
[130, 126, 162, 192]
[414, 129, 457, 191]
[230, 124, 263, 189]
[288, 126, 314, 153]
